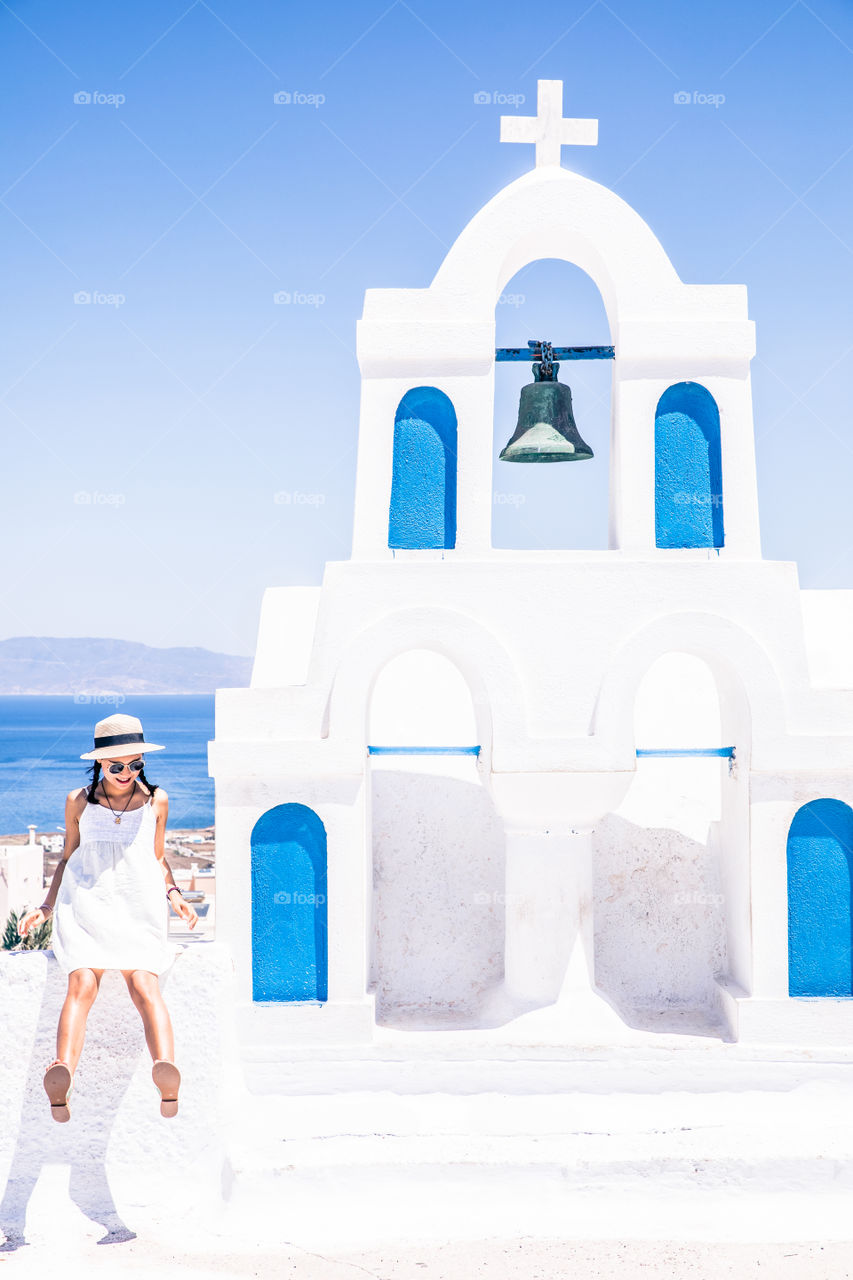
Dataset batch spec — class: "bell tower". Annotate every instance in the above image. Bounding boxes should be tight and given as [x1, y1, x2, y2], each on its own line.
[212, 77, 853, 1054]
[351, 78, 759, 560]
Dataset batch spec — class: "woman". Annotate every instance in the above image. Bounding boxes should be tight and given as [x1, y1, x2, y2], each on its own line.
[18, 712, 199, 1122]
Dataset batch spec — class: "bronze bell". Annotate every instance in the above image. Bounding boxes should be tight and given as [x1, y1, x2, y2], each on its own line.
[499, 361, 594, 463]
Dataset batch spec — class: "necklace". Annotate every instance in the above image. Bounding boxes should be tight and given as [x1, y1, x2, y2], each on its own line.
[100, 777, 138, 824]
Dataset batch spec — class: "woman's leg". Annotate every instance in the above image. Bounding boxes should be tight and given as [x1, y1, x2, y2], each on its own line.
[56, 968, 104, 1074]
[121, 969, 174, 1062]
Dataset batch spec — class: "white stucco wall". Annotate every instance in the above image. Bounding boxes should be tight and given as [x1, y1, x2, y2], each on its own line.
[0, 945, 234, 1238]
[210, 558, 853, 1046]
[800, 589, 853, 690]
[593, 804, 727, 1013]
[370, 761, 505, 1022]
[251, 586, 321, 688]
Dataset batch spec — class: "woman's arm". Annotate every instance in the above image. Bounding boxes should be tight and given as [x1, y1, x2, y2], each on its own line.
[152, 789, 198, 931]
[18, 789, 84, 936]
[152, 787, 179, 888]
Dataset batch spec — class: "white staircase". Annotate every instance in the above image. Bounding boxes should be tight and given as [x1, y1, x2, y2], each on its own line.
[218, 1039, 853, 1250]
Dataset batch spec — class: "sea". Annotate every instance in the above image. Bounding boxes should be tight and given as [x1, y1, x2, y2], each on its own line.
[0, 695, 215, 836]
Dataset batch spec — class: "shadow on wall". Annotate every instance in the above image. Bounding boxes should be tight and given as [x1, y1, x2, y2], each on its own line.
[592, 813, 727, 1034]
[370, 770, 505, 1028]
[0, 957, 141, 1247]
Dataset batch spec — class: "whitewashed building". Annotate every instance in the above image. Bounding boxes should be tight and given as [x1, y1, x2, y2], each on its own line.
[0, 829, 44, 929]
[208, 80, 853, 1050]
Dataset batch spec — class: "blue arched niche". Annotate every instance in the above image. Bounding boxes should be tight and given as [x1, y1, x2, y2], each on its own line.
[655, 382, 724, 549]
[251, 803, 328, 1002]
[388, 386, 457, 549]
[787, 799, 853, 997]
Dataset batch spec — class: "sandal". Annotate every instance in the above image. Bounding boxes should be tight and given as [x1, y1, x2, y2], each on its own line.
[151, 1059, 181, 1119]
[43, 1060, 73, 1123]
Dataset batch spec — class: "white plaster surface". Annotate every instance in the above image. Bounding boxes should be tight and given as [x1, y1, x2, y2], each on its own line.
[593, 807, 726, 1012]
[250, 584, 321, 687]
[0, 945, 235, 1247]
[370, 761, 505, 1021]
[800, 588, 853, 689]
[5, 942, 853, 1272]
[211, 554, 853, 1049]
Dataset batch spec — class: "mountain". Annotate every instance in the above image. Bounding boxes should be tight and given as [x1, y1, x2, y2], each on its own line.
[0, 637, 253, 694]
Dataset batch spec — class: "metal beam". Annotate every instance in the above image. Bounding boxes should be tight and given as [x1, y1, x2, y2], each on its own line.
[367, 746, 481, 756]
[496, 345, 614, 361]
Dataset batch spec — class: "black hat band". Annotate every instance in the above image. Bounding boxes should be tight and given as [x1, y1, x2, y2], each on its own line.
[93, 731, 145, 748]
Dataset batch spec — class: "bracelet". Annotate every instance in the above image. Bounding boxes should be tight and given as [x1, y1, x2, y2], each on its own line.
[38, 904, 53, 917]
[166, 886, 183, 901]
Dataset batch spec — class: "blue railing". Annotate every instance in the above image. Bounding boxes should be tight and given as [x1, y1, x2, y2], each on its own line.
[367, 746, 481, 756]
[368, 745, 732, 759]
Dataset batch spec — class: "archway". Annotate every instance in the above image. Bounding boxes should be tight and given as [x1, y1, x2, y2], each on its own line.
[492, 258, 611, 551]
[250, 803, 328, 1001]
[788, 799, 853, 996]
[627, 649, 725, 842]
[367, 648, 503, 1024]
[596, 651, 728, 1019]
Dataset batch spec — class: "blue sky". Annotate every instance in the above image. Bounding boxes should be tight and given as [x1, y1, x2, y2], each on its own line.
[1, 0, 852, 657]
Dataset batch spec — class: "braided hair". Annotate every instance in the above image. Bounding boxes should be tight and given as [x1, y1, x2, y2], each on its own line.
[85, 760, 159, 803]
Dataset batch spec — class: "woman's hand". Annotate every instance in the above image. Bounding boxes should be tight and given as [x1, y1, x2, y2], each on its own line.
[18, 907, 50, 938]
[170, 894, 199, 930]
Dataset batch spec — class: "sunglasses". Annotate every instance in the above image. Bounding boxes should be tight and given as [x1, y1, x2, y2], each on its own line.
[104, 758, 144, 775]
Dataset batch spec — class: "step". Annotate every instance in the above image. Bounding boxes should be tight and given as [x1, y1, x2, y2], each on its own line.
[217, 1058, 853, 1251]
[237, 1042, 853, 1093]
[223, 1053, 853, 1192]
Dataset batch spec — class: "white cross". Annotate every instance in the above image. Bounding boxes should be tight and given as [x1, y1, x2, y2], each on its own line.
[500, 79, 598, 168]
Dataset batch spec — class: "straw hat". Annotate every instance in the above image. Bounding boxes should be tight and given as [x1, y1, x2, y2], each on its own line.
[80, 713, 165, 761]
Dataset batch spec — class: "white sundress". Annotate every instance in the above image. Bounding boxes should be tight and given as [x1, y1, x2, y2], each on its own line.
[52, 790, 173, 976]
